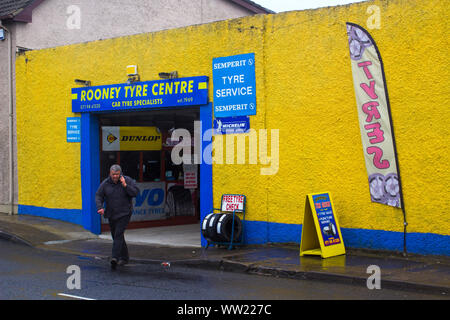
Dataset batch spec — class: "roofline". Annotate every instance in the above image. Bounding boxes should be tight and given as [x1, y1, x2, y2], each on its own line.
[0, 0, 272, 23]
[0, 0, 46, 23]
[229, 0, 275, 14]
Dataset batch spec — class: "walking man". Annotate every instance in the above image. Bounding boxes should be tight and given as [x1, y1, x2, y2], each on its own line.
[95, 164, 140, 269]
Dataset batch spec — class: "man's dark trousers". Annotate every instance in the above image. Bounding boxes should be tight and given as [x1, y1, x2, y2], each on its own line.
[108, 214, 131, 262]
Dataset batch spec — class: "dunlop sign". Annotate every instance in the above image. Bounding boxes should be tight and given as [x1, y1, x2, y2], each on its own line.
[102, 126, 162, 151]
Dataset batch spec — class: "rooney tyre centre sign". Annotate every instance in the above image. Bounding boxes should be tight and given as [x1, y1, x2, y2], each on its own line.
[71, 76, 208, 113]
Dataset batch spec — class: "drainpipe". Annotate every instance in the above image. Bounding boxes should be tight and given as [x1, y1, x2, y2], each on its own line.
[2, 25, 14, 215]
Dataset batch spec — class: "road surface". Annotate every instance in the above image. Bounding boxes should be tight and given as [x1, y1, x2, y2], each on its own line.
[0, 240, 446, 302]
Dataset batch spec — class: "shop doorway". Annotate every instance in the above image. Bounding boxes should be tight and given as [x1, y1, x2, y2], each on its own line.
[97, 108, 200, 231]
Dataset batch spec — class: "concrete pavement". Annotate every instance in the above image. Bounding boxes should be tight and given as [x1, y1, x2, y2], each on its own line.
[0, 213, 449, 297]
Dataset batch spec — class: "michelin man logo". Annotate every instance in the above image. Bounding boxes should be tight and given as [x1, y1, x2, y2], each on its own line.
[216, 119, 222, 134]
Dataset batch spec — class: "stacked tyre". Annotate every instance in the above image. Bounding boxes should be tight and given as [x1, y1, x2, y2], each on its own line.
[165, 185, 195, 217]
[201, 213, 242, 243]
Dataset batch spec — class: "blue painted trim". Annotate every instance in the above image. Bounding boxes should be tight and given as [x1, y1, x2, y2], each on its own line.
[342, 228, 450, 256]
[242, 220, 450, 256]
[404, 232, 450, 256]
[18, 205, 82, 225]
[341, 227, 403, 252]
[243, 221, 300, 244]
[200, 103, 213, 247]
[80, 113, 101, 234]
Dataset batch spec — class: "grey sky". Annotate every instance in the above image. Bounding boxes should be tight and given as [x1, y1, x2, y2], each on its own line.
[252, 0, 368, 12]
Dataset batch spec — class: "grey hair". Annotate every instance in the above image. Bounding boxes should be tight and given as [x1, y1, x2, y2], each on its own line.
[110, 164, 122, 173]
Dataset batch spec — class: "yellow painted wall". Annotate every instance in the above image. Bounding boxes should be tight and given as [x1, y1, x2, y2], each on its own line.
[16, 0, 449, 238]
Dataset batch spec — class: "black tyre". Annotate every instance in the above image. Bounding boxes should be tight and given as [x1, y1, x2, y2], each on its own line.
[216, 213, 242, 242]
[206, 213, 224, 242]
[169, 186, 194, 216]
[201, 213, 215, 241]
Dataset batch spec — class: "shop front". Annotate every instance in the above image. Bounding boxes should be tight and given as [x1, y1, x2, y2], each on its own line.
[98, 109, 199, 231]
[73, 77, 213, 242]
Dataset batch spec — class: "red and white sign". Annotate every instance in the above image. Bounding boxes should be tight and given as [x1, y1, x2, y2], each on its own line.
[221, 194, 245, 212]
[183, 164, 198, 189]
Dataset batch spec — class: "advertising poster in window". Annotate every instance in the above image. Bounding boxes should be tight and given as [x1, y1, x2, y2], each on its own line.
[101, 126, 162, 151]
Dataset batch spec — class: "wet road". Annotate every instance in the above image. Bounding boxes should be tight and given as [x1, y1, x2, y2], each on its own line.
[0, 240, 447, 300]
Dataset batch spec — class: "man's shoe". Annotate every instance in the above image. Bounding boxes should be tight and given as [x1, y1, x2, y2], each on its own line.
[110, 258, 118, 270]
[118, 259, 128, 266]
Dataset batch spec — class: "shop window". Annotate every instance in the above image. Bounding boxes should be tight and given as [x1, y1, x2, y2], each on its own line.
[143, 151, 161, 182]
[98, 110, 201, 226]
[120, 151, 140, 181]
[100, 151, 118, 181]
[164, 150, 183, 181]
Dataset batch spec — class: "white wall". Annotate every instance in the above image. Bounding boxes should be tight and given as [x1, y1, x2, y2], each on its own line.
[14, 0, 254, 49]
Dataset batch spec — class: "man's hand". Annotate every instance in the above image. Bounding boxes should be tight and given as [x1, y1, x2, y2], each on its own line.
[120, 176, 127, 187]
[97, 209, 104, 215]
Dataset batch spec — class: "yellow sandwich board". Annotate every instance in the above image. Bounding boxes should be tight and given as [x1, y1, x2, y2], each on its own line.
[300, 192, 345, 258]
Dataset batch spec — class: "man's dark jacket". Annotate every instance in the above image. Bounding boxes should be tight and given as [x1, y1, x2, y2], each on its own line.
[95, 176, 140, 219]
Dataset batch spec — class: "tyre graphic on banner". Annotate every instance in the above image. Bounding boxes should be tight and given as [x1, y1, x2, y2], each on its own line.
[346, 23, 402, 208]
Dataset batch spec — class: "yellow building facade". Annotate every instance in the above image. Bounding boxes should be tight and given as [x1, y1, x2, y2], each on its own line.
[15, 0, 449, 255]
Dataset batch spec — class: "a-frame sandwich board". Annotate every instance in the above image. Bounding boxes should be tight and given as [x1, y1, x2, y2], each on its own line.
[300, 192, 345, 258]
